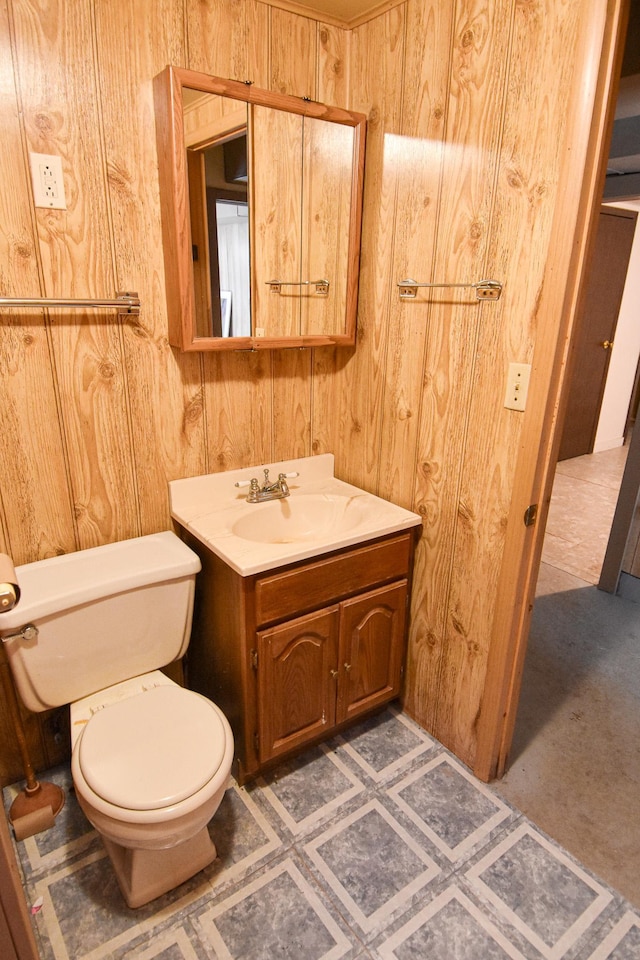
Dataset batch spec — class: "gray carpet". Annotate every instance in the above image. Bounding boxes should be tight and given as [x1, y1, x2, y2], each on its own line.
[495, 561, 640, 908]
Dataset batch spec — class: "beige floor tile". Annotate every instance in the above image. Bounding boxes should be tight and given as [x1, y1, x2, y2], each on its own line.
[542, 446, 629, 584]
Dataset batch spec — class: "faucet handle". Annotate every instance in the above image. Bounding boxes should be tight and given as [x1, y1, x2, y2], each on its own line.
[235, 477, 260, 491]
[236, 470, 297, 489]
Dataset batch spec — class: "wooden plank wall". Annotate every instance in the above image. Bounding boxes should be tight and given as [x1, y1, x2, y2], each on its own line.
[0, 0, 597, 782]
[339, 0, 583, 768]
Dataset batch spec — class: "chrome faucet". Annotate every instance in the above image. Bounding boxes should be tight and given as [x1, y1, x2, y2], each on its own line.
[235, 469, 299, 503]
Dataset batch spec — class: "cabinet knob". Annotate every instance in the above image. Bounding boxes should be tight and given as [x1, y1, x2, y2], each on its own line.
[343, 662, 352, 672]
[330, 669, 339, 679]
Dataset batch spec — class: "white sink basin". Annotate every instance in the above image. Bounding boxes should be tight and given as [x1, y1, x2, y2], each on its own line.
[169, 454, 422, 576]
[231, 494, 366, 543]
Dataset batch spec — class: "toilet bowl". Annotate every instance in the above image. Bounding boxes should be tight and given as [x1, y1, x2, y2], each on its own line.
[1, 532, 234, 909]
[70, 671, 233, 907]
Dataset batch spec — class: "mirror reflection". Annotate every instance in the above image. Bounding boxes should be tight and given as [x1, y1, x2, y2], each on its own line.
[252, 106, 355, 340]
[183, 90, 251, 338]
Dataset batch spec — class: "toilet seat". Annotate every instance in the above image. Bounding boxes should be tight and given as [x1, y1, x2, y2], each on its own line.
[77, 686, 227, 811]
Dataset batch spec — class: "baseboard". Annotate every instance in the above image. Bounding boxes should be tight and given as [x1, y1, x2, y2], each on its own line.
[593, 436, 625, 453]
[617, 571, 640, 604]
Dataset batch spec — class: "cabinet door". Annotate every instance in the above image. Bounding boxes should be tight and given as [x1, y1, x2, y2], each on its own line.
[257, 606, 339, 763]
[252, 106, 303, 338]
[337, 581, 407, 724]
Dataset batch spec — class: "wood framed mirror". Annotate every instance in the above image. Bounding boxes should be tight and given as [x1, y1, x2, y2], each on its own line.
[154, 66, 366, 352]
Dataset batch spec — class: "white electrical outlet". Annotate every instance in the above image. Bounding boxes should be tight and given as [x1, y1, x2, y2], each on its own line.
[504, 362, 531, 412]
[29, 152, 67, 209]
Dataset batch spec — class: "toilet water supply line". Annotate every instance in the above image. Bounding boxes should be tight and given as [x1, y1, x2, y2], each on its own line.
[0, 553, 65, 839]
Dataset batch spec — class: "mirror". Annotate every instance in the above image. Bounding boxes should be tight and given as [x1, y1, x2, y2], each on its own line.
[154, 66, 366, 351]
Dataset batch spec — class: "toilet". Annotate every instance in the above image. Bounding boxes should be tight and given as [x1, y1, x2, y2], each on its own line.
[0, 532, 233, 908]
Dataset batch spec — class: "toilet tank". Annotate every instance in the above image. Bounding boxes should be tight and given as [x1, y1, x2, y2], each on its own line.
[0, 533, 201, 713]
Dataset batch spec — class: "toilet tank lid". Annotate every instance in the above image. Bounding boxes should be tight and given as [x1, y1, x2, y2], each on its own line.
[0, 533, 201, 630]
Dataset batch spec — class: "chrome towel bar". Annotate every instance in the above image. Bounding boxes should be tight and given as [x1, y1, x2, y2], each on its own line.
[0, 292, 140, 315]
[398, 279, 502, 301]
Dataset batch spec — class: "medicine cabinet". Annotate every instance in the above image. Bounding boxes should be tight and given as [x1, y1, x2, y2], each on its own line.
[154, 66, 366, 351]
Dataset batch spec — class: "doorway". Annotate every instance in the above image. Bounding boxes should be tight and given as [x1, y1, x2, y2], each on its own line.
[553, 198, 640, 586]
[495, 201, 640, 909]
[494, 438, 640, 908]
[557, 205, 637, 462]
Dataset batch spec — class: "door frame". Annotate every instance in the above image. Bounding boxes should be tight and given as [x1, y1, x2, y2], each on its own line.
[599, 411, 640, 591]
[474, 0, 629, 782]
[0, 808, 39, 960]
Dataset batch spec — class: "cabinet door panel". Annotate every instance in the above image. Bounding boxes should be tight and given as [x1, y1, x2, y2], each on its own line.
[337, 581, 407, 723]
[257, 607, 339, 763]
[301, 117, 353, 336]
[252, 106, 302, 338]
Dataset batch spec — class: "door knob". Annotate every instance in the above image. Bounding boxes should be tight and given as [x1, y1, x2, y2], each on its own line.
[601, 340, 614, 349]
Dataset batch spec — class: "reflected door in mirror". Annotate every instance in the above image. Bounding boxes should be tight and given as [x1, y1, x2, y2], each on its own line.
[183, 89, 250, 339]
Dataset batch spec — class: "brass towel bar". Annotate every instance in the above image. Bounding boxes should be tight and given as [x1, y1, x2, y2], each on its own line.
[398, 279, 502, 301]
[267, 279, 329, 295]
[0, 292, 140, 315]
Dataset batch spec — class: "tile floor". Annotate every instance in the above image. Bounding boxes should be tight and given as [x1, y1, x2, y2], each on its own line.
[5, 706, 640, 960]
[541, 444, 630, 584]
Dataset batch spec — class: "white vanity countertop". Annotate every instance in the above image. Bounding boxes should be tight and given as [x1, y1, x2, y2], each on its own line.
[169, 454, 422, 576]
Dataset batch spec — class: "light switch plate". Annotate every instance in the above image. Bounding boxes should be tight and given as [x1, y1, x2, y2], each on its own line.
[504, 362, 531, 412]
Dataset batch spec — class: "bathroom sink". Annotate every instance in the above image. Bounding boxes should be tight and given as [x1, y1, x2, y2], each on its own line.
[169, 454, 422, 575]
[231, 494, 366, 543]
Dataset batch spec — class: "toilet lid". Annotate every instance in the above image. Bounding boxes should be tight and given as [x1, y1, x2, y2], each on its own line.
[78, 686, 227, 811]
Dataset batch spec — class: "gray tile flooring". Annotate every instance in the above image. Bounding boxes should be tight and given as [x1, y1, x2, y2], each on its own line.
[4, 706, 640, 960]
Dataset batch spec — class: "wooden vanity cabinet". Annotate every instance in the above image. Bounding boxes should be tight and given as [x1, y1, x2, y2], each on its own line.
[181, 530, 415, 784]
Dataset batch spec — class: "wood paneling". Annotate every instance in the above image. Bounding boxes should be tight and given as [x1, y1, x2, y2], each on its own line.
[434, 0, 583, 764]
[271, 6, 317, 97]
[94, 0, 206, 536]
[252, 107, 304, 338]
[0, 0, 618, 785]
[377, 0, 453, 510]
[269, 7, 316, 462]
[0, 0, 76, 564]
[301, 119, 353, 336]
[187, 0, 274, 475]
[187, 0, 257, 80]
[328, 6, 406, 487]
[345, 0, 614, 768]
[475, 0, 626, 781]
[11, 0, 140, 548]
[409, 0, 514, 758]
